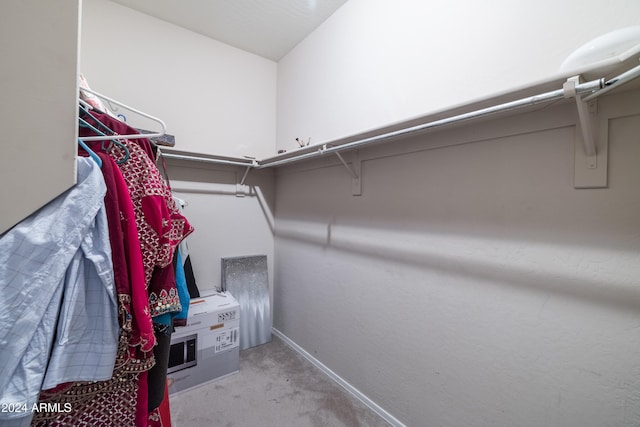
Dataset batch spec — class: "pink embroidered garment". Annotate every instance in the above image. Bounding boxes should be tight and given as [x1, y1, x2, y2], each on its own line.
[35, 114, 193, 426]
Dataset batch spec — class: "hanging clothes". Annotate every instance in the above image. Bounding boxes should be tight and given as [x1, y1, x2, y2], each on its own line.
[173, 195, 200, 299]
[171, 250, 191, 327]
[182, 252, 200, 299]
[41, 108, 193, 427]
[79, 111, 194, 313]
[0, 157, 118, 427]
[32, 151, 159, 427]
[11, 85, 195, 426]
[147, 250, 191, 413]
[85, 150, 156, 357]
[154, 196, 194, 327]
[96, 150, 156, 356]
[147, 379, 172, 427]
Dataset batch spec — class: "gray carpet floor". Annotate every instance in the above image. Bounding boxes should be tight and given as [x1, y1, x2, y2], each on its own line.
[169, 335, 391, 427]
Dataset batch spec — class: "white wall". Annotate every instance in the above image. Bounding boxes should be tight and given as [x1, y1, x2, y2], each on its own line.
[81, 0, 277, 159]
[164, 161, 275, 298]
[273, 88, 640, 426]
[80, 0, 278, 291]
[276, 0, 640, 151]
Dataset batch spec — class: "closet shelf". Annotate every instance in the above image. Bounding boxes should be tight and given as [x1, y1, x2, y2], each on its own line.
[162, 54, 640, 188]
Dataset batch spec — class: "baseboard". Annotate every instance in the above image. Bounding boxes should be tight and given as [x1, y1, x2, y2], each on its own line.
[272, 328, 406, 427]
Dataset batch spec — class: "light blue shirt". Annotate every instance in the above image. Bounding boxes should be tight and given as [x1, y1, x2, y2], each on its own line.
[0, 158, 119, 426]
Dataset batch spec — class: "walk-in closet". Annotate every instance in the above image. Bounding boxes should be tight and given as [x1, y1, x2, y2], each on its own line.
[2, 1, 640, 426]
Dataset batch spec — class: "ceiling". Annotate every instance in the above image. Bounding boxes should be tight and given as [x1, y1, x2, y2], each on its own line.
[109, 0, 349, 61]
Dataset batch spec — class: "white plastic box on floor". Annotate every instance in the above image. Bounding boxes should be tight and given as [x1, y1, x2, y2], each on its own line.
[167, 291, 240, 395]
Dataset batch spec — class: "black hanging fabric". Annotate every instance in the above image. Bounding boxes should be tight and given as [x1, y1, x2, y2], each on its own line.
[183, 255, 200, 298]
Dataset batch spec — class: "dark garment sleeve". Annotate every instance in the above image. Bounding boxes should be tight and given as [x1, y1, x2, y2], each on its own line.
[147, 326, 172, 412]
[183, 254, 200, 298]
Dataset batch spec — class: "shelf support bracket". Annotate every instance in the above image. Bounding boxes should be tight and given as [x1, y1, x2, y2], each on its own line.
[350, 151, 362, 196]
[318, 145, 362, 195]
[563, 76, 608, 188]
[334, 151, 358, 179]
[334, 150, 361, 196]
[240, 164, 251, 185]
[236, 162, 255, 197]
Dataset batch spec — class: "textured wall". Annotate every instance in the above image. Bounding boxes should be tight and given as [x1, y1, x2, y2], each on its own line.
[163, 161, 275, 299]
[277, 0, 640, 151]
[81, 0, 277, 158]
[273, 89, 640, 426]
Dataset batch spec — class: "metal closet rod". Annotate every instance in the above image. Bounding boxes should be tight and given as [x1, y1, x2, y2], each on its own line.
[257, 77, 606, 168]
[159, 152, 257, 167]
[161, 64, 640, 169]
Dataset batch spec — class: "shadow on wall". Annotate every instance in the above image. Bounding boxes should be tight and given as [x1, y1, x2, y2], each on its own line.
[165, 160, 276, 234]
[170, 185, 275, 235]
[275, 219, 640, 314]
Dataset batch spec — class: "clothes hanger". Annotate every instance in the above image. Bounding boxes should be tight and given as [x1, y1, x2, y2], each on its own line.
[77, 138, 102, 168]
[78, 86, 167, 141]
[79, 103, 132, 164]
[78, 98, 95, 111]
[78, 117, 130, 164]
[79, 104, 123, 140]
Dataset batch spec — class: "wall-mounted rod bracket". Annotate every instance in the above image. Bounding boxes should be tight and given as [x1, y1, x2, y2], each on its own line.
[236, 160, 257, 197]
[564, 75, 608, 188]
[334, 151, 359, 180]
[564, 76, 598, 167]
[336, 150, 362, 196]
[319, 145, 361, 195]
[239, 164, 252, 185]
